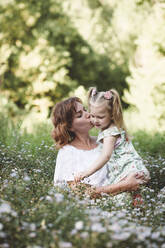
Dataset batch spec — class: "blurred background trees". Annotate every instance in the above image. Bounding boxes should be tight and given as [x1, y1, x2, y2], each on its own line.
[0, 0, 165, 131]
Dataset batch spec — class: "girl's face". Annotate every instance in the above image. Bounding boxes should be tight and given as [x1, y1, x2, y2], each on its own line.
[71, 102, 92, 133]
[90, 104, 111, 131]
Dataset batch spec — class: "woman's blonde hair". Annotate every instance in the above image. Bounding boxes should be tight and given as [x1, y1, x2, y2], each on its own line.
[51, 97, 82, 149]
[88, 87, 128, 139]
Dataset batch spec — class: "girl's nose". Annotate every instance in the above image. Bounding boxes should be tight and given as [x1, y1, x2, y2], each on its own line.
[86, 112, 90, 118]
[94, 117, 98, 124]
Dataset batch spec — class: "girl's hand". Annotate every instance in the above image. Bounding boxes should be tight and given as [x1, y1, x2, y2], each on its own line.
[74, 171, 87, 183]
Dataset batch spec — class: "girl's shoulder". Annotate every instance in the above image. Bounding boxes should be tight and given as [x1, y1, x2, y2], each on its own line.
[97, 126, 125, 141]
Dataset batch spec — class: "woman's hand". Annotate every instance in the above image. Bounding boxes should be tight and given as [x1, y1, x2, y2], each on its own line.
[125, 172, 145, 191]
[94, 172, 146, 195]
[85, 186, 102, 199]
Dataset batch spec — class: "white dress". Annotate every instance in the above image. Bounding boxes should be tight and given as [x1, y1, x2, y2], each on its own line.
[54, 143, 108, 186]
[54, 143, 133, 204]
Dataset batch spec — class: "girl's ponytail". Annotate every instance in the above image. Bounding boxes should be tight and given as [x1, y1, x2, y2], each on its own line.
[88, 87, 97, 105]
[110, 89, 123, 128]
[110, 89, 129, 140]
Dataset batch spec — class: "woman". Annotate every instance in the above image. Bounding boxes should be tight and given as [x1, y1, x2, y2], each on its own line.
[52, 97, 146, 198]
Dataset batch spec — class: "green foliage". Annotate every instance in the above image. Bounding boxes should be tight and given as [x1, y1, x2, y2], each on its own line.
[124, 1, 165, 131]
[132, 131, 165, 190]
[0, 0, 118, 120]
[132, 130, 165, 157]
[63, 0, 165, 128]
[0, 0, 165, 132]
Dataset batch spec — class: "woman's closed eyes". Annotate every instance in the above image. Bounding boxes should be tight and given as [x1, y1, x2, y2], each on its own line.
[76, 108, 87, 118]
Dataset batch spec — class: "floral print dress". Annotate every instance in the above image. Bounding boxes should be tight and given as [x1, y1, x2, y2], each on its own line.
[97, 126, 150, 185]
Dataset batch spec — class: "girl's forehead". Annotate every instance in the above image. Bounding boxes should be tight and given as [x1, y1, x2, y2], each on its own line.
[90, 103, 108, 113]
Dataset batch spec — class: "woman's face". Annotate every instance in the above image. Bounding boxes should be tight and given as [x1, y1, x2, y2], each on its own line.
[71, 102, 93, 133]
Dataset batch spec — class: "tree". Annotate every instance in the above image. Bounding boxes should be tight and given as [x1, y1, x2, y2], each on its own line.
[0, 0, 114, 120]
[124, 1, 165, 131]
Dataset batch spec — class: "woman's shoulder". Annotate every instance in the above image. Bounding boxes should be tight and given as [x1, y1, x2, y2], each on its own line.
[57, 144, 74, 157]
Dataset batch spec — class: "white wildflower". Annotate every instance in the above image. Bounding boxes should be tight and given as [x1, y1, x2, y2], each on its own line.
[59, 241, 72, 248]
[112, 231, 131, 240]
[75, 221, 84, 230]
[45, 196, 53, 202]
[80, 231, 88, 239]
[0, 232, 6, 238]
[0, 202, 11, 214]
[29, 223, 36, 231]
[110, 223, 122, 233]
[0, 223, 3, 230]
[29, 232, 36, 238]
[136, 227, 151, 241]
[151, 232, 160, 239]
[54, 193, 64, 203]
[33, 169, 41, 173]
[10, 171, 18, 178]
[70, 229, 77, 235]
[106, 241, 113, 248]
[91, 222, 106, 233]
[23, 175, 31, 182]
[0, 242, 9, 247]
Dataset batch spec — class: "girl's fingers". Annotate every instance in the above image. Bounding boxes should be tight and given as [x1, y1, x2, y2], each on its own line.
[135, 172, 145, 179]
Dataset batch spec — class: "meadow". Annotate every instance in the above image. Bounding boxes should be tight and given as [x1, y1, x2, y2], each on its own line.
[0, 116, 165, 248]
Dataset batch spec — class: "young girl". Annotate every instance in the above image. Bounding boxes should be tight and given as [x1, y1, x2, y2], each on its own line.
[74, 87, 150, 188]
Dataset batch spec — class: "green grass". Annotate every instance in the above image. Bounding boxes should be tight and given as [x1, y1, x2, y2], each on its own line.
[0, 116, 165, 248]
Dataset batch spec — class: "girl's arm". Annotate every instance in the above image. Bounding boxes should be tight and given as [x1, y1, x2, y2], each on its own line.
[75, 136, 117, 181]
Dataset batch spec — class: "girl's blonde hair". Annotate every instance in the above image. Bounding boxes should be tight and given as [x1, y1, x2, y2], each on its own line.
[88, 87, 129, 139]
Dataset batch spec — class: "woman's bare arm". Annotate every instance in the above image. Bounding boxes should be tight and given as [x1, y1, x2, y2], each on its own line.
[95, 173, 145, 195]
[68, 173, 148, 198]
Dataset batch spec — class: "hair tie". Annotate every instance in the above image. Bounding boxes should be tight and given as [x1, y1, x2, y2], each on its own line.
[103, 90, 113, 100]
[91, 88, 97, 97]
